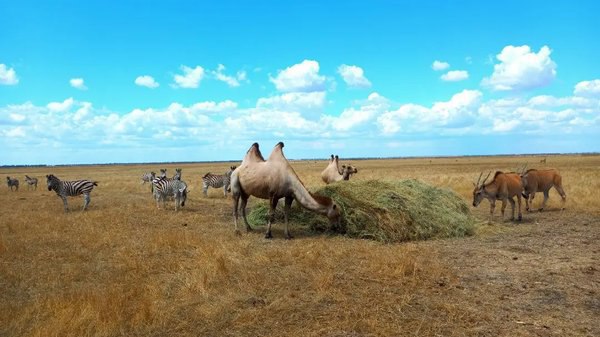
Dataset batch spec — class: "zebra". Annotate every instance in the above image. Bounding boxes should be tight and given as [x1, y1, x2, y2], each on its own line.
[6, 176, 19, 191]
[152, 176, 188, 211]
[173, 168, 182, 180]
[24, 175, 38, 190]
[46, 174, 98, 212]
[202, 166, 236, 197]
[159, 168, 167, 178]
[141, 171, 156, 184]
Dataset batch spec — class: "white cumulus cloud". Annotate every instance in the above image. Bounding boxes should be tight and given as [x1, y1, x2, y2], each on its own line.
[432, 60, 450, 71]
[269, 60, 326, 92]
[135, 75, 159, 88]
[70, 78, 87, 90]
[574, 79, 600, 97]
[441, 70, 469, 82]
[482, 45, 556, 91]
[47, 98, 75, 112]
[337, 64, 371, 88]
[211, 64, 247, 87]
[172, 65, 204, 88]
[0, 64, 19, 85]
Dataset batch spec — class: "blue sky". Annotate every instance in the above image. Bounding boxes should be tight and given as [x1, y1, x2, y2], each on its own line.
[1, 0, 599, 165]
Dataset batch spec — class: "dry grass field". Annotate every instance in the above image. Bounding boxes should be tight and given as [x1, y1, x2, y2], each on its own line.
[1, 154, 598, 337]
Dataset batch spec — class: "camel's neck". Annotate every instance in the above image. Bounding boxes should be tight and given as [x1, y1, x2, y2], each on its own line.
[291, 178, 329, 214]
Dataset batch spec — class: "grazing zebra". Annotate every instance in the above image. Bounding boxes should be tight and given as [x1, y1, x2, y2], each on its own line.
[141, 171, 156, 184]
[173, 168, 182, 180]
[202, 166, 236, 197]
[46, 174, 98, 212]
[159, 168, 167, 178]
[6, 176, 19, 191]
[152, 176, 188, 211]
[24, 175, 38, 190]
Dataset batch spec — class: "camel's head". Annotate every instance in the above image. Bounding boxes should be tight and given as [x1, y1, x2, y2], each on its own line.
[327, 202, 341, 227]
[341, 164, 358, 180]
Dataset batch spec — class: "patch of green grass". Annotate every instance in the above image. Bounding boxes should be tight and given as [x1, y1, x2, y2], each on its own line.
[247, 179, 477, 243]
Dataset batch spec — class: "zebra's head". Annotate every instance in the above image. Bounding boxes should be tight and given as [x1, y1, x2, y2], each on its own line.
[178, 186, 188, 207]
[46, 174, 59, 191]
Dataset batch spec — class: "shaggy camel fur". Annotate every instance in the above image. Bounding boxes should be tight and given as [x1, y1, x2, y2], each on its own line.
[320, 154, 358, 184]
[231, 142, 341, 239]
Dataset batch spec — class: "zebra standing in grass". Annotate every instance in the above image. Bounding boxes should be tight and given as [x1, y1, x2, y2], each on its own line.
[202, 166, 236, 197]
[141, 171, 156, 184]
[152, 176, 188, 211]
[6, 176, 19, 191]
[24, 175, 38, 190]
[46, 174, 98, 212]
[159, 168, 167, 178]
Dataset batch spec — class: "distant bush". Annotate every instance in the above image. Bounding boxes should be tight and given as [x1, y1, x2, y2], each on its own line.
[247, 179, 477, 243]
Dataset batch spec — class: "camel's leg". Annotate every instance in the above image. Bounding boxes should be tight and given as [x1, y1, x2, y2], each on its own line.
[508, 197, 515, 221]
[555, 185, 567, 210]
[540, 190, 550, 212]
[83, 193, 91, 211]
[232, 193, 241, 235]
[265, 196, 279, 239]
[488, 200, 495, 224]
[283, 196, 294, 240]
[240, 194, 252, 232]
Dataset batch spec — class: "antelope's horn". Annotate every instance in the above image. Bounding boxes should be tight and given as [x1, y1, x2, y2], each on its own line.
[481, 171, 492, 186]
[475, 171, 483, 186]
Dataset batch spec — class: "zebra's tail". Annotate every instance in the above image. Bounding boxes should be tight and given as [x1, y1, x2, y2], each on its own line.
[93, 181, 99, 186]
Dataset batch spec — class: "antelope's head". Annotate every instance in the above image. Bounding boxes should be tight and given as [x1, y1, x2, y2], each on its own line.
[472, 171, 491, 207]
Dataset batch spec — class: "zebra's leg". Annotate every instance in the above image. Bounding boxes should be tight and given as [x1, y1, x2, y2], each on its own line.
[61, 196, 69, 213]
[223, 185, 227, 198]
[202, 183, 208, 197]
[83, 193, 91, 211]
[283, 196, 294, 239]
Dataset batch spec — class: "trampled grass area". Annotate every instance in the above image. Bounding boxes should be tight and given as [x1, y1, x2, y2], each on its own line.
[0, 154, 598, 336]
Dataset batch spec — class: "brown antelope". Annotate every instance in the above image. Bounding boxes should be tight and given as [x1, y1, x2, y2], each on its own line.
[520, 169, 566, 212]
[472, 171, 523, 223]
[540, 156, 547, 164]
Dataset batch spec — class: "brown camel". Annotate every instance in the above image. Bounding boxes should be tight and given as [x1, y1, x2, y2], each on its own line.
[320, 154, 358, 184]
[231, 142, 342, 239]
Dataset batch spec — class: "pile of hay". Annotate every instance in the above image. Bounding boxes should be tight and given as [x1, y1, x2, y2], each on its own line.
[247, 179, 477, 243]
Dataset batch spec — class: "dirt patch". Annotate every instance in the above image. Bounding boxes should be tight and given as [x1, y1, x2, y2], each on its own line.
[422, 208, 600, 336]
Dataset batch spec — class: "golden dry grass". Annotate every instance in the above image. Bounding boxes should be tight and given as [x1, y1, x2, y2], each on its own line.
[1, 154, 598, 336]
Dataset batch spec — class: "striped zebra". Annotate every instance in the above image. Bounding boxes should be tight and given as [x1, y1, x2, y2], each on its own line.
[6, 176, 19, 191]
[202, 166, 236, 197]
[173, 168, 182, 180]
[141, 171, 156, 184]
[24, 175, 38, 190]
[152, 176, 188, 211]
[159, 168, 167, 178]
[46, 174, 98, 212]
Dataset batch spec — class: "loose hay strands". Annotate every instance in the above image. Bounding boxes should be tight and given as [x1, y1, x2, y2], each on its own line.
[247, 179, 477, 243]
